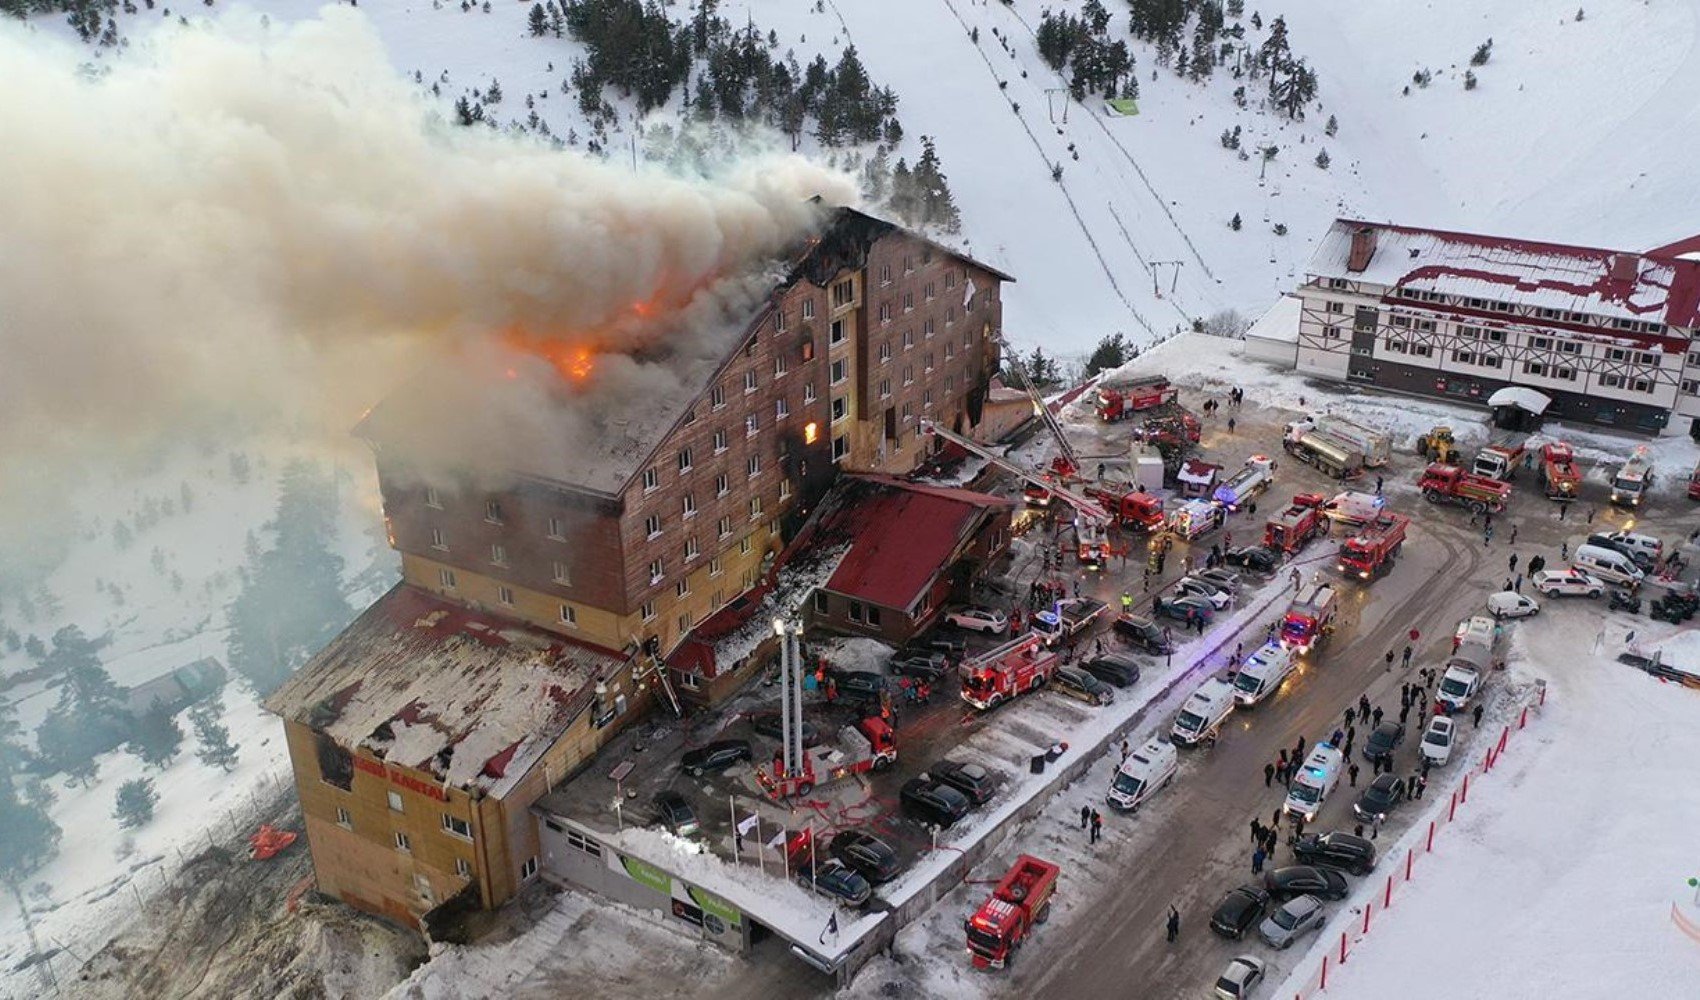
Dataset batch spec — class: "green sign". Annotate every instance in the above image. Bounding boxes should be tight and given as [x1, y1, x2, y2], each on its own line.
[1105, 98, 1140, 116]
[689, 885, 742, 927]
[620, 855, 671, 895]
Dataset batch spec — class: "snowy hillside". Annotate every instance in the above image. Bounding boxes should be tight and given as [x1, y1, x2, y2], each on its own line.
[17, 0, 1700, 360]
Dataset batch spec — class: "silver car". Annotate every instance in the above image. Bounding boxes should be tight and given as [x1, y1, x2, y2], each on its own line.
[1257, 893, 1327, 949]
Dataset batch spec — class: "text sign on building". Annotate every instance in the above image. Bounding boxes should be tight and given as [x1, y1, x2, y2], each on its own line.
[354, 755, 449, 802]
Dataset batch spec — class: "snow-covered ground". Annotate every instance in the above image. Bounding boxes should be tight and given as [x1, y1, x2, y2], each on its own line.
[1274, 613, 1700, 999]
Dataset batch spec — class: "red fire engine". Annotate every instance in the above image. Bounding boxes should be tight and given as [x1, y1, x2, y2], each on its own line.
[1417, 463, 1512, 513]
[1264, 493, 1327, 554]
[1084, 485, 1166, 531]
[1537, 442, 1582, 500]
[1279, 584, 1338, 654]
[1337, 512, 1409, 579]
[1095, 376, 1177, 422]
[961, 635, 1061, 710]
[754, 717, 896, 799]
[965, 855, 1060, 969]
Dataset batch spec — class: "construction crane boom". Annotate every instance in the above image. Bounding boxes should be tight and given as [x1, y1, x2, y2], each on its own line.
[920, 420, 1110, 524]
[989, 329, 1080, 472]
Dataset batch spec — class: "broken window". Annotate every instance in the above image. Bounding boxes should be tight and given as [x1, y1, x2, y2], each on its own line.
[315, 732, 353, 791]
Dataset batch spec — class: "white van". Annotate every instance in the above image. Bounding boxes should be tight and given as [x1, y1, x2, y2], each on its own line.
[1282, 744, 1344, 821]
[1573, 544, 1645, 587]
[1453, 615, 1499, 655]
[1106, 738, 1179, 812]
[1435, 664, 1482, 715]
[1170, 678, 1236, 746]
[1232, 644, 1296, 706]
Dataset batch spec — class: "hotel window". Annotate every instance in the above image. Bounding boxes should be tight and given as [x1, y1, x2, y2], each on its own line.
[924, 351, 935, 372]
[903, 255, 914, 274]
[923, 389, 933, 408]
[677, 447, 693, 472]
[430, 528, 447, 551]
[924, 318, 935, 338]
[878, 378, 892, 399]
[560, 602, 578, 626]
[676, 579, 690, 598]
[800, 338, 815, 362]
[489, 543, 507, 567]
[868, 606, 883, 626]
[394, 832, 411, 853]
[552, 560, 571, 585]
[878, 303, 891, 323]
[388, 791, 404, 812]
[1480, 354, 1503, 369]
[946, 271, 958, 289]
[641, 601, 656, 622]
[739, 535, 753, 555]
[1531, 336, 1553, 350]
[1682, 379, 1700, 394]
[1452, 350, 1475, 364]
[774, 309, 787, 333]
[425, 487, 442, 509]
[946, 307, 957, 326]
[717, 516, 732, 539]
[745, 414, 759, 437]
[832, 397, 848, 422]
[442, 815, 473, 840]
[683, 492, 698, 518]
[683, 407, 696, 426]
[779, 479, 792, 500]
[484, 500, 503, 524]
[903, 329, 915, 349]
[776, 397, 790, 420]
[684, 536, 699, 561]
[878, 341, 893, 363]
[336, 807, 352, 829]
[1326, 301, 1346, 314]
[945, 341, 955, 360]
[903, 364, 915, 386]
[748, 497, 763, 520]
[849, 601, 864, 623]
[903, 291, 914, 312]
[644, 514, 661, 539]
[642, 468, 659, 492]
[804, 382, 818, 403]
[813, 592, 829, 614]
[744, 370, 759, 394]
[1638, 351, 1660, 366]
[1523, 362, 1546, 376]
[713, 429, 728, 453]
[831, 359, 847, 385]
[879, 263, 892, 285]
[710, 556, 723, 577]
[1329, 278, 1349, 290]
[716, 474, 729, 497]
[802, 300, 815, 320]
[438, 568, 457, 589]
[924, 282, 936, 301]
[1554, 367, 1576, 382]
[497, 585, 514, 606]
[711, 385, 726, 410]
[1558, 342, 1581, 355]
[774, 354, 789, 377]
[1632, 378, 1652, 392]
[747, 455, 761, 478]
[456, 858, 473, 878]
[832, 279, 854, 309]
[547, 515, 565, 540]
[832, 436, 849, 462]
[521, 858, 538, 881]
[648, 559, 664, 584]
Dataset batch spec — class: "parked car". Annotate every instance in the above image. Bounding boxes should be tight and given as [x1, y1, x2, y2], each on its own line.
[828, 669, 888, 701]
[900, 635, 967, 661]
[900, 777, 973, 827]
[653, 791, 698, 834]
[1175, 576, 1233, 610]
[1224, 545, 1281, 574]
[749, 713, 820, 747]
[1213, 955, 1268, 1000]
[890, 651, 950, 681]
[1353, 773, 1409, 823]
[1155, 594, 1215, 625]
[1210, 885, 1272, 939]
[1486, 591, 1540, 619]
[796, 859, 871, 907]
[930, 759, 1000, 806]
[1585, 532, 1656, 570]
[1194, 567, 1243, 593]
[1053, 666, 1115, 706]
[1420, 715, 1455, 767]
[1533, 568, 1604, 598]
[945, 605, 1009, 635]
[1292, 832, 1377, 875]
[1081, 653, 1142, 688]
[1263, 865, 1349, 902]
[1113, 614, 1174, 654]
[1362, 721, 1406, 763]
[680, 739, 752, 777]
[1258, 894, 1327, 950]
[828, 830, 901, 883]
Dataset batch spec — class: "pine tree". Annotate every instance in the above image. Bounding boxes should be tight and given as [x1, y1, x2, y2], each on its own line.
[114, 778, 158, 829]
[1314, 148, 1330, 169]
[128, 706, 184, 770]
[1230, 213, 1243, 230]
[527, 3, 547, 36]
[1325, 113, 1338, 136]
[1471, 38, 1493, 66]
[1085, 333, 1130, 377]
[486, 79, 503, 104]
[191, 700, 240, 772]
[1464, 69, 1477, 91]
[911, 137, 961, 233]
[888, 157, 918, 224]
[1, 699, 61, 894]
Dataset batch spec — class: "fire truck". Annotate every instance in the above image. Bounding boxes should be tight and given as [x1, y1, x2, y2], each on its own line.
[754, 717, 896, 799]
[1280, 584, 1338, 654]
[1337, 512, 1409, 579]
[1472, 436, 1527, 481]
[965, 855, 1059, 969]
[1028, 597, 1107, 648]
[1212, 455, 1276, 509]
[961, 634, 1063, 710]
[1417, 463, 1512, 513]
[1095, 376, 1177, 422]
[1083, 485, 1166, 531]
[1284, 414, 1392, 467]
[1537, 441, 1582, 500]
[1264, 494, 1327, 555]
[1284, 429, 1365, 480]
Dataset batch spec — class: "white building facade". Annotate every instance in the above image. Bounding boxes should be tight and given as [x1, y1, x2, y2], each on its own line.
[1294, 219, 1700, 436]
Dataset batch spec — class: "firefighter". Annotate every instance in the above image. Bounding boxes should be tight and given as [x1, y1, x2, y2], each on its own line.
[1121, 590, 1133, 614]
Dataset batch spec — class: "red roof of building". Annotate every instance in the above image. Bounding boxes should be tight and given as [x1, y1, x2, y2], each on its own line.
[821, 475, 1012, 611]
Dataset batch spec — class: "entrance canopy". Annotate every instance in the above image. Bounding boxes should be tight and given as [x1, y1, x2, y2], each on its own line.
[1487, 386, 1552, 415]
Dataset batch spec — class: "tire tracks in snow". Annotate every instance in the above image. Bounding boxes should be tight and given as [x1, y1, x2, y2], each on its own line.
[933, 0, 1158, 338]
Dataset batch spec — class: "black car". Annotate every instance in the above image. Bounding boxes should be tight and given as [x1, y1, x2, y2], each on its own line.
[900, 635, 967, 661]
[1585, 533, 1654, 569]
[1081, 653, 1142, 688]
[890, 651, 950, 681]
[652, 790, 698, 834]
[1225, 545, 1281, 573]
[1362, 721, 1406, 762]
[828, 670, 888, 701]
[1155, 594, 1213, 625]
[1293, 832, 1377, 876]
[900, 777, 973, 827]
[1053, 666, 1115, 705]
[680, 740, 752, 777]
[1210, 885, 1272, 939]
[829, 830, 901, 883]
[796, 859, 871, 907]
[1263, 865, 1350, 902]
[1353, 773, 1409, 823]
[1113, 614, 1174, 654]
[930, 759, 1000, 806]
[749, 713, 820, 747]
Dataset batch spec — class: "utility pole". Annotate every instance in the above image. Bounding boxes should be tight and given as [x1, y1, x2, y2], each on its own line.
[1044, 87, 1070, 124]
[1150, 261, 1183, 298]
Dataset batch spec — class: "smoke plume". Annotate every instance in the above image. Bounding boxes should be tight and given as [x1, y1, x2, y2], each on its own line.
[0, 9, 855, 551]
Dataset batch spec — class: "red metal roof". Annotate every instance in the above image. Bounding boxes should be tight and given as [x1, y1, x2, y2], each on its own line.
[822, 476, 1011, 611]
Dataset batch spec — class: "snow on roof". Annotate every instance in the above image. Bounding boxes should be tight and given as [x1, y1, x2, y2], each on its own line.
[1177, 460, 1220, 485]
[1486, 386, 1552, 415]
[1307, 219, 1700, 332]
[1243, 294, 1302, 344]
[265, 584, 627, 798]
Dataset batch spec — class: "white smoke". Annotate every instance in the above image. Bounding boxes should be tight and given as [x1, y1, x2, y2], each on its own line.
[0, 8, 856, 558]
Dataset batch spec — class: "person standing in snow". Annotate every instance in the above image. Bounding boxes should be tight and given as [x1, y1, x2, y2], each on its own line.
[1372, 706, 1384, 727]
[1473, 703, 1485, 727]
[1264, 762, 1276, 787]
[1252, 846, 1266, 874]
[1080, 804, 1092, 829]
[1090, 810, 1103, 844]
[1348, 762, 1360, 787]
[1166, 906, 1181, 942]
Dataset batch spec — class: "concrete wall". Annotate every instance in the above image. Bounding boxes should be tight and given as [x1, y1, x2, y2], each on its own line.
[1243, 335, 1298, 368]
